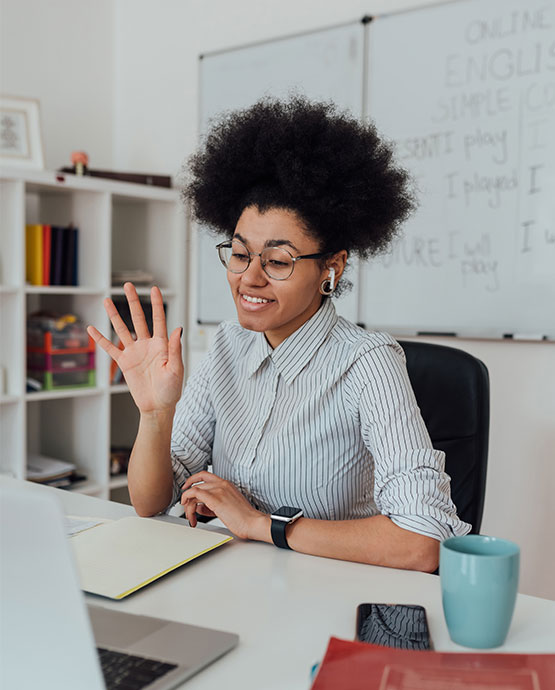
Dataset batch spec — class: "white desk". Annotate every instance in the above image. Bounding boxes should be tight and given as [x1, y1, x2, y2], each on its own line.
[7, 480, 555, 690]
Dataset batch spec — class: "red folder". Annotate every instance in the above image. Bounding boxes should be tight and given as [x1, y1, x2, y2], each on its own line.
[42, 225, 51, 286]
[311, 637, 555, 689]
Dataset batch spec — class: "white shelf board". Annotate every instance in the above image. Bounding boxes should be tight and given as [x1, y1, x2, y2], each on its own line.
[26, 387, 103, 402]
[110, 384, 129, 394]
[0, 167, 179, 202]
[68, 481, 103, 496]
[109, 475, 129, 490]
[25, 285, 105, 296]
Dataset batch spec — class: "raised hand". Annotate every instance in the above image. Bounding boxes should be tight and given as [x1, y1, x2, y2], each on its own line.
[87, 282, 184, 415]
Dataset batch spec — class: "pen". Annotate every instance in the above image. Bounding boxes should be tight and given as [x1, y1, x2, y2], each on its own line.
[417, 331, 457, 337]
[503, 334, 547, 341]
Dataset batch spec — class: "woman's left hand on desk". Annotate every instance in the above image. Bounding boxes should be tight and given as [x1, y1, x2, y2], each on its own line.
[180, 471, 269, 541]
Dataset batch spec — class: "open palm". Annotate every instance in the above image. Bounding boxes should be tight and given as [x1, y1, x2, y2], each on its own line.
[87, 283, 184, 414]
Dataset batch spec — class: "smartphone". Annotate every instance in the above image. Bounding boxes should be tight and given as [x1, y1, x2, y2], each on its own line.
[355, 603, 433, 650]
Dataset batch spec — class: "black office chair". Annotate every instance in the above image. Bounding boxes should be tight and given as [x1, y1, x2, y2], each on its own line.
[397, 340, 490, 534]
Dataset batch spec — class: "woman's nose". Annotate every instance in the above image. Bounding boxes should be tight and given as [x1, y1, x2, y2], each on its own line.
[241, 254, 268, 285]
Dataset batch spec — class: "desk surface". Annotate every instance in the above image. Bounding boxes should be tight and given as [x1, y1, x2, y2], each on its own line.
[8, 479, 555, 690]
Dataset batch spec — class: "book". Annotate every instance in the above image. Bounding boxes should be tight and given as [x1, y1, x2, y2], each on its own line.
[311, 637, 555, 689]
[62, 225, 78, 286]
[50, 225, 65, 285]
[69, 516, 233, 599]
[42, 225, 51, 286]
[25, 224, 43, 285]
[26, 454, 76, 482]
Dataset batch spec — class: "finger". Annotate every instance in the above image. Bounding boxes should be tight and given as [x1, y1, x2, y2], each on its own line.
[124, 282, 150, 339]
[168, 327, 184, 375]
[181, 471, 215, 491]
[87, 325, 123, 362]
[196, 504, 216, 517]
[184, 498, 198, 528]
[103, 298, 134, 347]
[151, 286, 168, 340]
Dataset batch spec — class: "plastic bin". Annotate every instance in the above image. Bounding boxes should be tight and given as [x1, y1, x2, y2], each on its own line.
[26, 312, 96, 391]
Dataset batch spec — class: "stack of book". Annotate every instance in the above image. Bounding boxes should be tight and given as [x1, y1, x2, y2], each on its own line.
[25, 224, 79, 286]
[26, 454, 86, 489]
[111, 269, 155, 287]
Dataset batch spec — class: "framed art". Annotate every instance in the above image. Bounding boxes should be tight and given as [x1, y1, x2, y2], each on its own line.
[0, 96, 45, 169]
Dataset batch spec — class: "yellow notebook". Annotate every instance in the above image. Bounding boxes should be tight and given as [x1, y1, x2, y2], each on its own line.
[25, 224, 43, 285]
[70, 516, 232, 599]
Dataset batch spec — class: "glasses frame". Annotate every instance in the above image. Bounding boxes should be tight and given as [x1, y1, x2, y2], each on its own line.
[216, 239, 331, 281]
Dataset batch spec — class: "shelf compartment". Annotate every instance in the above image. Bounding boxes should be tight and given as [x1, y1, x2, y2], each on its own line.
[25, 187, 111, 289]
[111, 198, 184, 302]
[26, 394, 109, 489]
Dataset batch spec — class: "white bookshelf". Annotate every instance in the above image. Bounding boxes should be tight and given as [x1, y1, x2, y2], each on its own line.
[0, 168, 187, 500]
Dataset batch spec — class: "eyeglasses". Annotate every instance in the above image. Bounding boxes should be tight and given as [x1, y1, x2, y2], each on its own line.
[216, 239, 329, 280]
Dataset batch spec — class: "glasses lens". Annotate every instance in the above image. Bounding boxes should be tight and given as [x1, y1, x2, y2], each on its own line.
[261, 246, 294, 280]
[218, 240, 250, 273]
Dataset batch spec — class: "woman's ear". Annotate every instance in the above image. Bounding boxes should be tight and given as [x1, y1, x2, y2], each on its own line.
[327, 250, 348, 284]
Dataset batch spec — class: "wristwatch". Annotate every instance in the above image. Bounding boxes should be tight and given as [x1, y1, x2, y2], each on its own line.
[270, 506, 303, 550]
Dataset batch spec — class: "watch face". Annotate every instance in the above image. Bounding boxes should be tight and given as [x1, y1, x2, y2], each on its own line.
[273, 506, 303, 519]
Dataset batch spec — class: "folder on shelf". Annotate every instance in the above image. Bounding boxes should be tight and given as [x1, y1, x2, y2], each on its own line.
[42, 225, 51, 286]
[69, 516, 232, 599]
[63, 225, 78, 286]
[25, 224, 43, 285]
[50, 226, 64, 285]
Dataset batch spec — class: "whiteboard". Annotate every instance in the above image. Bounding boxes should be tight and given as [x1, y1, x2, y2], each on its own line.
[362, 0, 555, 338]
[196, 21, 364, 324]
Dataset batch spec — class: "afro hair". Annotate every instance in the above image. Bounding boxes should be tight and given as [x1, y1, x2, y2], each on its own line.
[183, 96, 416, 259]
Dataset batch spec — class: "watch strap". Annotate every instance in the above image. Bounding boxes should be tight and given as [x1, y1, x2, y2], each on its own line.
[271, 518, 292, 550]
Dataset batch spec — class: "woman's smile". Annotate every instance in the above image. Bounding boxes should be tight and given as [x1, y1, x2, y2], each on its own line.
[240, 292, 276, 310]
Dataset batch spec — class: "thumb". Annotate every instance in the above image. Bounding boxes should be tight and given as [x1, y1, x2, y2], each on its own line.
[168, 327, 184, 373]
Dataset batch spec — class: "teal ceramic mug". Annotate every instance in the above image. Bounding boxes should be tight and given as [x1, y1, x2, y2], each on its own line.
[440, 535, 520, 649]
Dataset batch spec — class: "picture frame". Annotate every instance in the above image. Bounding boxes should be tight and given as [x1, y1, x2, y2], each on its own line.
[0, 96, 45, 169]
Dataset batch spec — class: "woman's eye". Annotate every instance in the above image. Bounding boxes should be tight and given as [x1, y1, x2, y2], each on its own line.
[268, 259, 288, 267]
[232, 252, 249, 262]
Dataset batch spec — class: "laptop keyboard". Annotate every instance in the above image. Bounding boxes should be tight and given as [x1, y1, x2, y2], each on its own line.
[97, 647, 178, 689]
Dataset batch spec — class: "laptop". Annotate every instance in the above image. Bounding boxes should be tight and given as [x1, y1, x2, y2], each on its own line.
[0, 482, 239, 690]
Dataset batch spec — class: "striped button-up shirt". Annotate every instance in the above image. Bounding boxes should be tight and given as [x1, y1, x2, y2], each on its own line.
[170, 298, 470, 540]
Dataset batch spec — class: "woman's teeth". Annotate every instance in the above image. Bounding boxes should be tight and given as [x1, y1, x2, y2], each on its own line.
[242, 295, 272, 303]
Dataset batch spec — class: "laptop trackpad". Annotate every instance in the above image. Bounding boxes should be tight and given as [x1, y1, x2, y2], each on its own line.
[88, 605, 167, 648]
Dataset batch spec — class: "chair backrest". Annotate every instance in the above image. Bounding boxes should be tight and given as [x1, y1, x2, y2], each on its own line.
[397, 340, 490, 534]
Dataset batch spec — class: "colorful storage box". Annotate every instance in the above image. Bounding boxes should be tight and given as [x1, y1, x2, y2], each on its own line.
[27, 314, 96, 391]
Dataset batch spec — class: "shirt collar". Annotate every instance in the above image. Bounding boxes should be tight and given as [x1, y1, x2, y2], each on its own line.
[246, 298, 338, 383]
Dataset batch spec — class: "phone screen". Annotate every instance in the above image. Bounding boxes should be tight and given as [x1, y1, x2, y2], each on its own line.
[356, 603, 433, 650]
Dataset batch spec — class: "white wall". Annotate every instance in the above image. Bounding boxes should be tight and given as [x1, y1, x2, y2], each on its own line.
[3, 0, 554, 599]
[0, 0, 115, 170]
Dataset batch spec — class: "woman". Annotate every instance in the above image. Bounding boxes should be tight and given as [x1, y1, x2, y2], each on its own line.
[88, 97, 470, 572]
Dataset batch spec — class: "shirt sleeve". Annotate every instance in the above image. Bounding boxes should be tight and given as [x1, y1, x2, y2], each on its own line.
[349, 341, 471, 541]
[166, 348, 216, 511]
